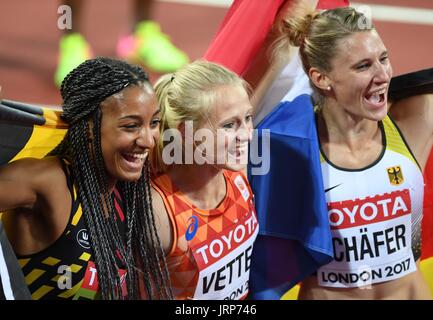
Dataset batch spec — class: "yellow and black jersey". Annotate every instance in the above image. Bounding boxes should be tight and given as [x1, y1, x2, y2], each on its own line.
[17, 159, 127, 300]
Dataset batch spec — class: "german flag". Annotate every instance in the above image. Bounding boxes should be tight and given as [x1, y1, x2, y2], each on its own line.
[0, 101, 67, 300]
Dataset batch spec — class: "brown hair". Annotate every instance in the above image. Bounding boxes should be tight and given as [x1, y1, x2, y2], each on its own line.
[276, 6, 374, 99]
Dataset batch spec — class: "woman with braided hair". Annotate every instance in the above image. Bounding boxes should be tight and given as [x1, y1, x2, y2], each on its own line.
[0, 57, 172, 300]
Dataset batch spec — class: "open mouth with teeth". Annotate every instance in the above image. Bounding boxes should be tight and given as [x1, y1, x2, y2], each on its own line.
[121, 152, 148, 170]
[364, 89, 387, 109]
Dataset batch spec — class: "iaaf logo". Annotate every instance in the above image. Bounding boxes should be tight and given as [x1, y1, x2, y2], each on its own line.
[77, 229, 91, 249]
[328, 189, 411, 230]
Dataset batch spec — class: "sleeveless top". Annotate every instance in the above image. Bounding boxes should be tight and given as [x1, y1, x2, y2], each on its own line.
[17, 159, 127, 299]
[317, 115, 424, 288]
[152, 170, 258, 300]
[0, 221, 31, 300]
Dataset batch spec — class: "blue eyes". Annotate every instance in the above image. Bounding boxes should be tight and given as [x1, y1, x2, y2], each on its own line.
[356, 57, 388, 70]
[150, 119, 161, 128]
[380, 56, 388, 63]
[222, 115, 253, 129]
[357, 64, 369, 70]
[223, 122, 235, 129]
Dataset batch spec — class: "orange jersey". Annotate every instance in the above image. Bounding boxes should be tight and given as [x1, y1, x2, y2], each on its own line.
[152, 170, 258, 300]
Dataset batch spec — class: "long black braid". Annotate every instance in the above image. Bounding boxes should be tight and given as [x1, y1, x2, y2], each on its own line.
[49, 57, 173, 300]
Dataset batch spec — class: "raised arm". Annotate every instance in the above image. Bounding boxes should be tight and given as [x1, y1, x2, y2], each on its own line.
[0, 157, 66, 212]
[243, 0, 318, 121]
[388, 68, 433, 170]
[390, 94, 433, 171]
[0, 156, 74, 257]
[0, 86, 35, 211]
[0, 162, 37, 211]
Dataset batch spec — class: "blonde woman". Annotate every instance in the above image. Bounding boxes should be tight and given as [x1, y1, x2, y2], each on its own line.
[151, 61, 258, 300]
[275, 7, 433, 299]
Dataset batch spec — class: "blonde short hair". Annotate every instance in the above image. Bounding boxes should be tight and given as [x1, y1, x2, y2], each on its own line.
[153, 60, 249, 172]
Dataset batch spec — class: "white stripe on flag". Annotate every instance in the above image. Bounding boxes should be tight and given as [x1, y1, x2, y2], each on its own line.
[159, 0, 232, 8]
[0, 243, 14, 300]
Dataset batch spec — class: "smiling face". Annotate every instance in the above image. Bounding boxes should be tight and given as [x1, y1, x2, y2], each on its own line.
[99, 83, 160, 186]
[326, 30, 393, 121]
[195, 85, 253, 172]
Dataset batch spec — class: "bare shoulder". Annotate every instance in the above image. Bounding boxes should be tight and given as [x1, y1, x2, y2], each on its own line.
[1, 156, 64, 180]
[0, 157, 71, 254]
[390, 94, 433, 169]
[151, 186, 167, 214]
[151, 186, 173, 254]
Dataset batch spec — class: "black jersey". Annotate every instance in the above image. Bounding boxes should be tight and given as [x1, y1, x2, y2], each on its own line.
[17, 159, 127, 299]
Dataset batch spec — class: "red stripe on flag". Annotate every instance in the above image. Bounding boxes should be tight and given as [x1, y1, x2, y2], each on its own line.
[422, 149, 433, 260]
[317, 0, 349, 9]
[204, 0, 286, 75]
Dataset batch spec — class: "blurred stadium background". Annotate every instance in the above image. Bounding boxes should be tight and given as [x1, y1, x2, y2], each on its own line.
[0, 0, 432, 106]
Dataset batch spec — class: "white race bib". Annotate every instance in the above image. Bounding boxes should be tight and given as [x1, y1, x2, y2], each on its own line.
[318, 189, 416, 288]
[192, 210, 258, 299]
